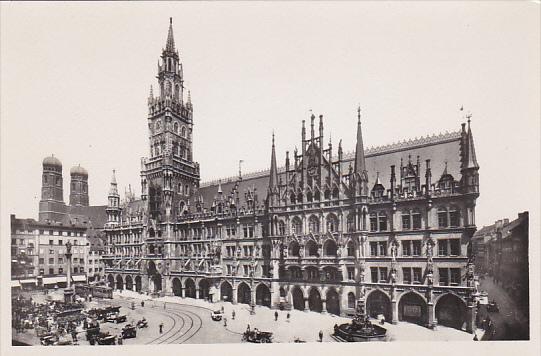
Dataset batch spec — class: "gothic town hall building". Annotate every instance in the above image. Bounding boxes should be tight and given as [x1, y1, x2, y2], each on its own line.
[103, 19, 480, 333]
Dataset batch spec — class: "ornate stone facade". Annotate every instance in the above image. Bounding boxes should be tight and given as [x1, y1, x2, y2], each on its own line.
[103, 19, 480, 332]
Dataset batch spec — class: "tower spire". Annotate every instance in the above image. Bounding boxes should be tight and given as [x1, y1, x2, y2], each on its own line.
[166, 17, 175, 52]
[464, 113, 479, 169]
[354, 107, 367, 174]
[269, 132, 279, 190]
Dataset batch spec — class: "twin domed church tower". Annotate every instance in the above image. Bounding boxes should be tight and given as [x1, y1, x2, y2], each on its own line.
[39, 155, 90, 223]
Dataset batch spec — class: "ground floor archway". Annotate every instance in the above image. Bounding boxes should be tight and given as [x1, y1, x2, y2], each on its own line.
[308, 288, 322, 312]
[116, 275, 124, 290]
[366, 290, 392, 321]
[150, 274, 162, 293]
[107, 275, 114, 289]
[256, 284, 271, 307]
[199, 279, 210, 300]
[237, 283, 251, 304]
[135, 276, 142, 292]
[125, 275, 133, 291]
[220, 281, 233, 302]
[292, 286, 305, 311]
[172, 278, 182, 297]
[185, 278, 196, 298]
[399, 292, 428, 325]
[326, 288, 340, 315]
[435, 294, 467, 330]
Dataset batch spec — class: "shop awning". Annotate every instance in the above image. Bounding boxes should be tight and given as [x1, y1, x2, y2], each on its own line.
[43, 276, 65, 284]
[72, 275, 87, 282]
[20, 279, 37, 285]
[11, 280, 21, 288]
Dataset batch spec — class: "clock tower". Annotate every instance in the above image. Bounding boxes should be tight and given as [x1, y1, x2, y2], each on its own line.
[141, 18, 200, 222]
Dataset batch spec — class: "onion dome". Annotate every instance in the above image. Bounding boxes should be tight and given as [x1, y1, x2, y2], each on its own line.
[70, 164, 88, 177]
[42, 155, 62, 167]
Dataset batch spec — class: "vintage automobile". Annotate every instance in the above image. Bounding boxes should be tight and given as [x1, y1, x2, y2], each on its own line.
[121, 324, 137, 339]
[105, 313, 127, 324]
[97, 334, 116, 345]
[242, 330, 273, 343]
[136, 318, 148, 328]
[86, 326, 101, 341]
[40, 334, 58, 346]
[211, 310, 223, 321]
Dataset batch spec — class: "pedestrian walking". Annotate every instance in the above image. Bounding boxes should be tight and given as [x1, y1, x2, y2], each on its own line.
[246, 324, 251, 333]
[286, 312, 290, 322]
[159, 322, 164, 334]
[274, 311, 278, 321]
[224, 317, 228, 327]
[71, 329, 78, 343]
[318, 330, 323, 342]
[141, 300, 145, 308]
[232, 310, 236, 320]
[221, 306, 225, 313]
[473, 334, 478, 341]
[118, 334, 123, 345]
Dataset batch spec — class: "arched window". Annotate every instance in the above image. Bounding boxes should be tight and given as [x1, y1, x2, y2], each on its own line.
[306, 191, 313, 202]
[323, 239, 338, 256]
[305, 240, 318, 257]
[289, 241, 300, 257]
[332, 187, 339, 199]
[326, 214, 339, 233]
[308, 215, 320, 234]
[291, 217, 302, 235]
[347, 214, 356, 232]
[174, 122, 179, 133]
[290, 192, 296, 204]
[347, 240, 355, 257]
[278, 221, 286, 236]
[324, 189, 331, 200]
[297, 192, 303, 203]
[166, 81, 172, 96]
[181, 126, 186, 138]
[174, 84, 180, 100]
[348, 292, 356, 309]
[314, 190, 320, 201]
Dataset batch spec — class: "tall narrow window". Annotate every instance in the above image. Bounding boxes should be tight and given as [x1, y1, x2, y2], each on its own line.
[403, 267, 412, 284]
[438, 208, 448, 228]
[412, 211, 422, 229]
[402, 213, 411, 230]
[449, 207, 460, 227]
[370, 214, 378, 232]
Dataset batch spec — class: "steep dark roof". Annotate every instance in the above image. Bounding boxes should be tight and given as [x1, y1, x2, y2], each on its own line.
[199, 130, 462, 205]
[68, 205, 108, 230]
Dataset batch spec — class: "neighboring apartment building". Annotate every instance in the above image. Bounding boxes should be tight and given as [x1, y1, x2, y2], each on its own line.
[103, 19, 480, 333]
[11, 156, 107, 289]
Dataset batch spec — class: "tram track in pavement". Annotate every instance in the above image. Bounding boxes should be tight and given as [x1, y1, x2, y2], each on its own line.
[102, 297, 184, 344]
[110, 296, 204, 344]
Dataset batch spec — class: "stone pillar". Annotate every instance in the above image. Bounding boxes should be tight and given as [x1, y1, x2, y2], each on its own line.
[163, 277, 172, 296]
[466, 304, 475, 333]
[232, 286, 238, 304]
[391, 288, 398, 324]
[304, 298, 309, 311]
[427, 302, 436, 329]
[196, 288, 200, 299]
[321, 299, 327, 314]
[270, 281, 281, 309]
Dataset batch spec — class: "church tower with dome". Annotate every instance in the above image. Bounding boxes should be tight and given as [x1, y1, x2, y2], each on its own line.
[69, 165, 89, 207]
[39, 155, 67, 222]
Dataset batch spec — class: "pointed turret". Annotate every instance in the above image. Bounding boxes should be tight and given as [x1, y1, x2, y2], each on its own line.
[106, 170, 121, 225]
[165, 17, 175, 52]
[354, 106, 367, 175]
[269, 133, 279, 190]
[464, 117, 479, 169]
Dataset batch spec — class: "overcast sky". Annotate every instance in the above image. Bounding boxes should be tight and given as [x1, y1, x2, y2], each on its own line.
[1, 2, 539, 228]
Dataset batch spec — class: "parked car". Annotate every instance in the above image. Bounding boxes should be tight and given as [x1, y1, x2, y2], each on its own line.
[105, 314, 127, 323]
[211, 310, 223, 321]
[242, 330, 273, 343]
[121, 324, 137, 339]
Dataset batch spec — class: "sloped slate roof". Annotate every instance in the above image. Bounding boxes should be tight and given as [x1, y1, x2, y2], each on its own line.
[68, 205, 108, 229]
[198, 130, 462, 205]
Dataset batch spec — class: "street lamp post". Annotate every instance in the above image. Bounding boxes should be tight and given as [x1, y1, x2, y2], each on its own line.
[250, 254, 256, 315]
[64, 241, 74, 304]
